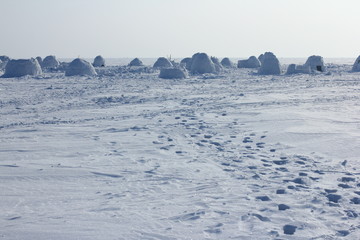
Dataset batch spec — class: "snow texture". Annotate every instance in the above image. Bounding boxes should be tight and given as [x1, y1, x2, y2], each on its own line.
[190, 52, 216, 74]
[159, 67, 188, 79]
[128, 58, 144, 67]
[42, 55, 60, 69]
[258, 52, 281, 75]
[1, 58, 42, 78]
[65, 58, 97, 76]
[237, 56, 261, 68]
[304, 55, 325, 72]
[93, 55, 106, 67]
[221, 57, 234, 68]
[351, 55, 360, 72]
[153, 57, 173, 69]
[1, 59, 360, 240]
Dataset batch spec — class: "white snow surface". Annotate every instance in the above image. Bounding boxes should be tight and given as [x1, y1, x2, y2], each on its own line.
[0, 60, 360, 239]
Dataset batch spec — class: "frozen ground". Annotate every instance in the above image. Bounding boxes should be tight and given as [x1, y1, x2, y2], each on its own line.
[0, 61, 359, 239]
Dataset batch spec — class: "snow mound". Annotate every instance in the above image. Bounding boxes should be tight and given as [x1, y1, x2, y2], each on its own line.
[286, 64, 311, 75]
[304, 55, 325, 72]
[42, 55, 60, 69]
[159, 68, 188, 79]
[153, 57, 173, 69]
[351, 55, 360, 72]
[65, 58, 97, 76]
[93, 55, 106, 67]
[2, 58, 42, 78]
[221, 58, 234, 68]
[190, 53, 216, 74]
[0, 55, 10, 63]
[238, 56, 261, 68]
[129, 58, 144, 67]
[258, 52, 281, 75]
[180, 57, 192, 70]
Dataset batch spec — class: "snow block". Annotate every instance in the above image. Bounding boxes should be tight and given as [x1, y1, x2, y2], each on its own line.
[258, 52, 281, 75]
[286, 64, 311, 75]
[65, 58, 97, 76]
[2, 58, 42, 78]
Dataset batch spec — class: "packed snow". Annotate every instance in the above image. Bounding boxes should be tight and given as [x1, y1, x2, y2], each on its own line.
[0, 57, 359, 239]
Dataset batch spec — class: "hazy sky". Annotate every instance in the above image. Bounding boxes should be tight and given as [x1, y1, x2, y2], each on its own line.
[1, 0, 360, 58]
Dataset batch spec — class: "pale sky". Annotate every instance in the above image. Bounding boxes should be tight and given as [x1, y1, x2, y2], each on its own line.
[1, 0, 360, 59]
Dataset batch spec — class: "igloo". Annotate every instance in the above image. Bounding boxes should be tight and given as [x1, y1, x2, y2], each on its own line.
[258, 54, 264, 64]
[237, 56, 261, 68]
[286, 64, 311, 75]
[352, 55, 360, 72]
[153, 57, 173, 69]
[221, 58, 234, 68]
[2, 58, 42, 78]
[93, 55, 105, 67]
[304, 55, 325, 72]
[180, 58, 192, 70]
[190, 53, 216, 74]
[129, 58, 144, 67]
[258, 52, 281, 75]
[42, 55, 60, 69]
[159, 68, 188, 79]
[65, 58, 97, 76]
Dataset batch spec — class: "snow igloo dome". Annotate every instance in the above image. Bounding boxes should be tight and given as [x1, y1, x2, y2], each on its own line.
[159, 68, 188, 79]
[190, 53, 216, 74]
[2, 58, 42, 78]
[129, 58, 144, 67]
[258, 52, 281, 75]
[65, 58, 97, 76]
[351, 55, 360, 72]
[237, 56, 261, 68]
[93, 55, 105, 67]
[221, 58, 234, 68]
[304, 55, 325, 72]
[153, 57, 173, 69]
[42, 55, 60, 69]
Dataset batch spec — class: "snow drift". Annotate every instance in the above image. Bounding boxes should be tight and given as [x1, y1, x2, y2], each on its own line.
[2, 58, 42, 78]
[159, 68, 188, 79]
[351, 55, 360, 72]
[304, 55, 325, 72]
[65, 58, 97, 76]
[42, 55, 60, 69]
[153, 57, 173, 69]
[238, 56, 261, 68]
[190, 53, 216, 74]
[258, 52, 281, 75]
[93, 55, 106, 67]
